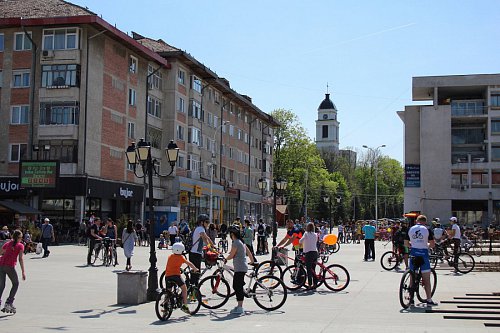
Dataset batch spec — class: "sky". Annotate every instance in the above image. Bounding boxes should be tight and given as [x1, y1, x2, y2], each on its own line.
[72, 0, 500, 163]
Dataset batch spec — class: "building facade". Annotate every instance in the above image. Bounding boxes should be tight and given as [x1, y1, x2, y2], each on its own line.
[0, 0, 277, 232]
[399, 74, 500, 227]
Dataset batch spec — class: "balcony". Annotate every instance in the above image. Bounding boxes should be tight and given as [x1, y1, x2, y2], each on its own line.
[451, 100, 486, 117]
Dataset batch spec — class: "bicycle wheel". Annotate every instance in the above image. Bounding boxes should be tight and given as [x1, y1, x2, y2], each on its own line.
[380, 251, 399, 271]
[186, 286, 201, 315]
[198, 275, 230, 309]
[252, 275, 287, 311]
[256, 260, 283, 277]
[429, 255, 439, 270]
[416, 269, 437, 303]
[455, 253, 475, 274]
[281, 265, 306, 290]
[323, 264, 350, 292]
[159, 271, 167, 289]
[399, 270, 414, 309]
[473, 245, 482, 257]
[155, 290, 173, 321]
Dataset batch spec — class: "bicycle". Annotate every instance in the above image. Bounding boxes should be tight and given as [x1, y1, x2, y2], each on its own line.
[155, 268, 202, 321]
[198, 257, 287, 311]
[217, 235, 229, 253]
[461, 235, 482, 257]
[281, 253, 350, 292]
[380, 246, 407, 271]
[430, 242, 475, 274]
[159, 254, 217, 290]
[399, 256, 437, 309]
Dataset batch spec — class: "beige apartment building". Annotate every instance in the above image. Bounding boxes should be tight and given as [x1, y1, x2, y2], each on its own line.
[0, 0, 277, 233]
[399, 74, 500, 226]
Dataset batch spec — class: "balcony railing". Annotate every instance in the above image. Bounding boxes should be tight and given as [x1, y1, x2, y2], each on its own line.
[451, 101, 486, 116]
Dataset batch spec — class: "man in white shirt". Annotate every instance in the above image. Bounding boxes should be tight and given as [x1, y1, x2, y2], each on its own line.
[448, 217, 461, 272]
[404, 215, 437, 306]
[433, 223, 445, 244]
[168, 222, 178, 246]
[189, 214, 215, 285]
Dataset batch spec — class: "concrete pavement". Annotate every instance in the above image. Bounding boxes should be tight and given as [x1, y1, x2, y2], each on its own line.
[1, 229, 499, 333]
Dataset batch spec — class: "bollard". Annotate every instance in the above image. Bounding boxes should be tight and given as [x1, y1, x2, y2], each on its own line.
[116, 270, 148, 305]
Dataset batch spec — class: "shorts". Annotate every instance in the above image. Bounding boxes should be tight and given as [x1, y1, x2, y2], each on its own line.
[165, 275, 185, 288]
[396, 245, 409, 255]
[409, 248, 431, 273]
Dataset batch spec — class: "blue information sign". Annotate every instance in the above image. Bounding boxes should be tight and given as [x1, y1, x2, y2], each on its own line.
[405, 164, 420, 187]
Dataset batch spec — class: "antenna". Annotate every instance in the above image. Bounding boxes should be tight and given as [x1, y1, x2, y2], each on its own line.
[326, 82, 329, 94]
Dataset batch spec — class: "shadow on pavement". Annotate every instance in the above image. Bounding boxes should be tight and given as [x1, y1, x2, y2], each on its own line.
[208, 309, 285, 321]
[72, 304, 137, 319]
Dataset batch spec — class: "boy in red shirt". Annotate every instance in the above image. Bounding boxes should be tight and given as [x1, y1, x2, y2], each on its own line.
[165, 242, 198, 313]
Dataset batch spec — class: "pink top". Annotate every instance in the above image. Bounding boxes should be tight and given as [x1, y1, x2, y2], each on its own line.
[0, 241, 24, 267]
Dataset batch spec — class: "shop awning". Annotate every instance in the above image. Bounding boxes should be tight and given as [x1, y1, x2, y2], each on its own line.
[276, 205, 288, 214]
[0, 201, 42, 214]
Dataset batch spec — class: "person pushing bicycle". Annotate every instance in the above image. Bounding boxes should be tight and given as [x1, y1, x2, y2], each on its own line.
[404, 215, 438, 306]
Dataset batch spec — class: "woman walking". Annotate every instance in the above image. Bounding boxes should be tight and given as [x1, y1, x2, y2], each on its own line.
[122, 221, 138, 271]
[299, 222, 319, 290]
[225, 225, 254, 315]
[0, 230, 26, 314]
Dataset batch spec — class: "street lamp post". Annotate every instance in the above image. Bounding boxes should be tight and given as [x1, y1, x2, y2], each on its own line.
[257, 178, 267, 222]
[362, 144, 386, 223]
[272, 178, 287, 246]
[322, 195, 332, 233]
[209, 121, 229, 226]
[126, 138, 179, 301]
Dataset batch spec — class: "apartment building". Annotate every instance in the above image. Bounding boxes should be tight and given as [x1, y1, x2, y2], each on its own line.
[399, 74, 500, 226]
[0, 0, 277, 230]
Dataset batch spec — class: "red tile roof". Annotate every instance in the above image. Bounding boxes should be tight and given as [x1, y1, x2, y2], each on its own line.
[0, 0, 95, 19]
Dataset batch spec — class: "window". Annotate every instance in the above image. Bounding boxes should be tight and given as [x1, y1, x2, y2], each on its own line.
[187, 154, 200, 172]
[493, 172, 500, 185]
[127, 122, 135, 139]
[38, 140, 77, 163]
[148, 65, 162, 90]
[40, 101, 79, 125]
[128, 89, 136, 106]
[190, 100, 202, 119]
[14, 32, 32, 51]
[148, 126, 162, 149]
[42, 28, 78, 50]
[12, 71, 30, 88]
[188, 127, 201, 146]
[9, 144, 27, 162]
[229, 170, 234, 182]
[177, 155, 185, 169]
[492, 94, 500, 107]
[176, 125, 185, 141]
[237, 129, 242, 140]
[177, 97, 185, 113]
[11, 106, 29, 124]
[214, 91, 220, 104]
[451, 101, 485, 116]
[229, 125, 234, 137]
[207, 113, 213, 127]
[492, 120, 500, 135]
[214, 116, 219, 128]
[178, 70, 185, 85]
[322, 125, 328, 138]
[147, 96, 161, 118]
[41, 64, 79, 88]
[0, 33, 4, 51]
[129, 56, 137, 73]
[221, 167, 226, 180]
[206, 138, 214, 152]
[493, 146, 500, 161]
[191, 75, 202, 93]
[451, 128, 484, 144]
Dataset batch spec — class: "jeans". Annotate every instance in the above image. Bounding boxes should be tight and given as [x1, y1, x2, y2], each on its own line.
[41, 237, 51, 257]
[87, 238, 97, 265]
[233, 271, 246, 302]
[452, 238, 461, 268]
[0, 265, 19, 303]
[189, 252, 202, 286]
[364, 239, 375, 260]
[304, 251, 318, 287]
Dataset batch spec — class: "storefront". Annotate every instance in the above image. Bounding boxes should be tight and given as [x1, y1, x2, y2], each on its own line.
[178, 176, 224, 226]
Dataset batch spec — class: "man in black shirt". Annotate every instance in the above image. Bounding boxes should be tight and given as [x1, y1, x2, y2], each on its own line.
[87, 218, 103, 266]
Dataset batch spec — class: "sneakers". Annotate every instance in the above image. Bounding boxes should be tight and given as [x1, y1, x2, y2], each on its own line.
[426, 299, 438, 306]
[180, 304, 190, 314]
[230, 306, 244, 315]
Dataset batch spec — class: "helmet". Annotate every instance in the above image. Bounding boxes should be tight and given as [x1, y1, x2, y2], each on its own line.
[172, 242, 185, 255]
[228, 225, 241, 238]
[197, 214, 209, 223]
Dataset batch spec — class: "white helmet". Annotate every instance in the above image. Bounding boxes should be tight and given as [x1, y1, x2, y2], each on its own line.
[172, 242, 185, 255]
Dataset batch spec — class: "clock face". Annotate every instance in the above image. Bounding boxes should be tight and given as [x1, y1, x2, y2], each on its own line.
[323, 114, 328, 120]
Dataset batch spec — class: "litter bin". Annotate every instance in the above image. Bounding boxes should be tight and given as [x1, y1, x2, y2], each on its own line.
[116, 270, 148, 305]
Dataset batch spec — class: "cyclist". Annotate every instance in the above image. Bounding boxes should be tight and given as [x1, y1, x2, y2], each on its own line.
[219, 223, 228, 241]
[165, 242, 199, 314]
[256, 219, 266, 255]
[224, 225, 254, 315]
[433, 223, 445, 245]
[189, 214, 215, 285]
[103, 218, 118, 266]
[337, 223, 344, 243]
[87, 218, 103, 266]
[393, 221, 409, 270]
[448, 217, 461, 273]
[276, 219, 303, 254]
[404, 214, 438, 306]
[299, 222, 319, 290]
[242, 220, 256, 262]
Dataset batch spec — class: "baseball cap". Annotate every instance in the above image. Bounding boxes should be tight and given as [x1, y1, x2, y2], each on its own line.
[44, 218, 50, 222]
[449, 217, 457, 222]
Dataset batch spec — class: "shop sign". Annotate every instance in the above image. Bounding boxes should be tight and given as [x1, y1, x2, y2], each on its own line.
[194, 185, 202, 197]
[119, 187, 134, 199]
[19, 161, 59, 188]
[0, 180, 20, 193]
[405, 164, 420, 188]
[179, 191, 189, 205]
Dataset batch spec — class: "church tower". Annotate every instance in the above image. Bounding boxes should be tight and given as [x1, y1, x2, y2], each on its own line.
[315, 92, 339, 153]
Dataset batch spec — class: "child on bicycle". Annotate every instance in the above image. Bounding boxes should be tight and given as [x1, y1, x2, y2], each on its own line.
[165, 242, 199, 314]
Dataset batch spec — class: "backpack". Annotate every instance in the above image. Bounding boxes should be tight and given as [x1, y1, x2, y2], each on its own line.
[257, 224, 265, 236]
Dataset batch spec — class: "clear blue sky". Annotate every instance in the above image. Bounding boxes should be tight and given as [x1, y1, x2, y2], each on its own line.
[72, 0, 500, 163]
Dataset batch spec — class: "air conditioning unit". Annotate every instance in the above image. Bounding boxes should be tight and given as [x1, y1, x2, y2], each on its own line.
[42, 50, 54, 58]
